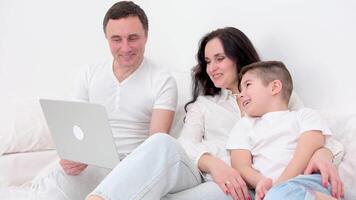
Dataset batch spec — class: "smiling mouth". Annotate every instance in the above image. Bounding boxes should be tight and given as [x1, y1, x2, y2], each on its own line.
[119, 54, 135, 60]
[212, 73, 223, 79]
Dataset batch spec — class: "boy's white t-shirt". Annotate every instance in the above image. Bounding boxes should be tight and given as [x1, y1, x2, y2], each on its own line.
[72, 57, 178, 155]
[226, 108, 332, 181]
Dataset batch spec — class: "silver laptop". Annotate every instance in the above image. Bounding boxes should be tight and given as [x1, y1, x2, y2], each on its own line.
[39, 99, 120, 169]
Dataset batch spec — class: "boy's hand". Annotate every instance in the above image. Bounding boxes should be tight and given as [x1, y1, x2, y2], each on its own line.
[255, 178, 272, 200]
[59, 159, 88, 175]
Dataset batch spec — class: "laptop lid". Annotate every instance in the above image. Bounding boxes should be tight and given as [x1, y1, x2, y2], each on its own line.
[39, 99, 120, 169]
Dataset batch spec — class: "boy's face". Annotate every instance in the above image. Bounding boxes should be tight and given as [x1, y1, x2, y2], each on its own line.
[238, 71, 273, 117]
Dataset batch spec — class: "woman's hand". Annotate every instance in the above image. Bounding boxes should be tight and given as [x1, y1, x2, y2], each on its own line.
[255, 178, 272, 200]
[304, 149, 344, 199]
[59, 159, 88, 176]
[208, 157, 250, 200]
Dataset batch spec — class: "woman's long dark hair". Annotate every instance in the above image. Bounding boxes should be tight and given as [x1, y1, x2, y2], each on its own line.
[184, 27, 261, 112]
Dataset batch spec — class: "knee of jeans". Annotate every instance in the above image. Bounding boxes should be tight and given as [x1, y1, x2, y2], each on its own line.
[146, 133, 178, 150]
[143, 134, 187, 163]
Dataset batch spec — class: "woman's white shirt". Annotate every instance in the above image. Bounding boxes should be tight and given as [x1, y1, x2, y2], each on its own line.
[178, 89, 241, 167]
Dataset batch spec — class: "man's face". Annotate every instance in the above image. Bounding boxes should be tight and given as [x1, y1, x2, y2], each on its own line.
[105, 16, 147, 69]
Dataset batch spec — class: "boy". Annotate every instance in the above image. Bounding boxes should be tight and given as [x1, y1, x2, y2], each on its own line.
[227, 61, 336, 200]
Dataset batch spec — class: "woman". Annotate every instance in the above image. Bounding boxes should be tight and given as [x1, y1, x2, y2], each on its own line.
[87, 27, 343, 200]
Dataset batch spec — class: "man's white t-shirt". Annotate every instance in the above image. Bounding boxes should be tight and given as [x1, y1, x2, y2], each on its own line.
[226, 108, 332, 181]
[72, 57, 177, 155]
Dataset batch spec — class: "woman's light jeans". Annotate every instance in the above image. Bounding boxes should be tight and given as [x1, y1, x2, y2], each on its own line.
[88, 134, 232, 200]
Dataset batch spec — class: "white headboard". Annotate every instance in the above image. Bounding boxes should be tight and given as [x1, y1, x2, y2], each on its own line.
[1, 0, 355, 113]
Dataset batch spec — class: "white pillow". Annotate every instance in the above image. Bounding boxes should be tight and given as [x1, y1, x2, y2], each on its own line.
[337, 115, 356, 200]
[319, 111, 356, 199]
[0, 99, 17, 155]
[0, 98, 54, 156]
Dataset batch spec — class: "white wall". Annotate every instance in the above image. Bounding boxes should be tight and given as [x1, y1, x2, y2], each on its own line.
[0, 0, 117, 99]
[1, 0, 355, 113]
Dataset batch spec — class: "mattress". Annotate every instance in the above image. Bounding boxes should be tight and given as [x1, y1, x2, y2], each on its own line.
[0, 150, 58, 187]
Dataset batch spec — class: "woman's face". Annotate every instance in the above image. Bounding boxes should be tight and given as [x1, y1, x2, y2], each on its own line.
[205, 38, 239, 93]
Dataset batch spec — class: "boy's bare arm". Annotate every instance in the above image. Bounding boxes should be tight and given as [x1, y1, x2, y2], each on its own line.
[231, 149, 265, 188]
[275, 130, 325, 185]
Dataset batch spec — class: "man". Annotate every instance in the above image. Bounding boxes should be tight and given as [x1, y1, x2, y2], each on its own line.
[32, 1, 177, 199]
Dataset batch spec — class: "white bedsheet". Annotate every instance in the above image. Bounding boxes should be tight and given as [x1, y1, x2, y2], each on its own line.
[0, 150, 58, 187]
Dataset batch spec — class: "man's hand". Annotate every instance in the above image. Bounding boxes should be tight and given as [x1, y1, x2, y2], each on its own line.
[255, 178, 272, 200]
[59, 159, 88, 176]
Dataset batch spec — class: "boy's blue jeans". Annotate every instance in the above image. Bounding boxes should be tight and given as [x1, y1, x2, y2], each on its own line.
[264, 174, 333, 200]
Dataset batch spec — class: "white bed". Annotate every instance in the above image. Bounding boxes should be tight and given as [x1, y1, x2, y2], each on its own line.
[0, 98, 58, 189]
[0, 150, 58, 187]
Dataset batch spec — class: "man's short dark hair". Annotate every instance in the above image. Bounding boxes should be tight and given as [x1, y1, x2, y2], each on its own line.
[103, 1, 148, 35]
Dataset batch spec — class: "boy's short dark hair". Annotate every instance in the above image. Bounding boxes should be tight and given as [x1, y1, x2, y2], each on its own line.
[238, 61, 293, 103]
[103, 1, 148, 35]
